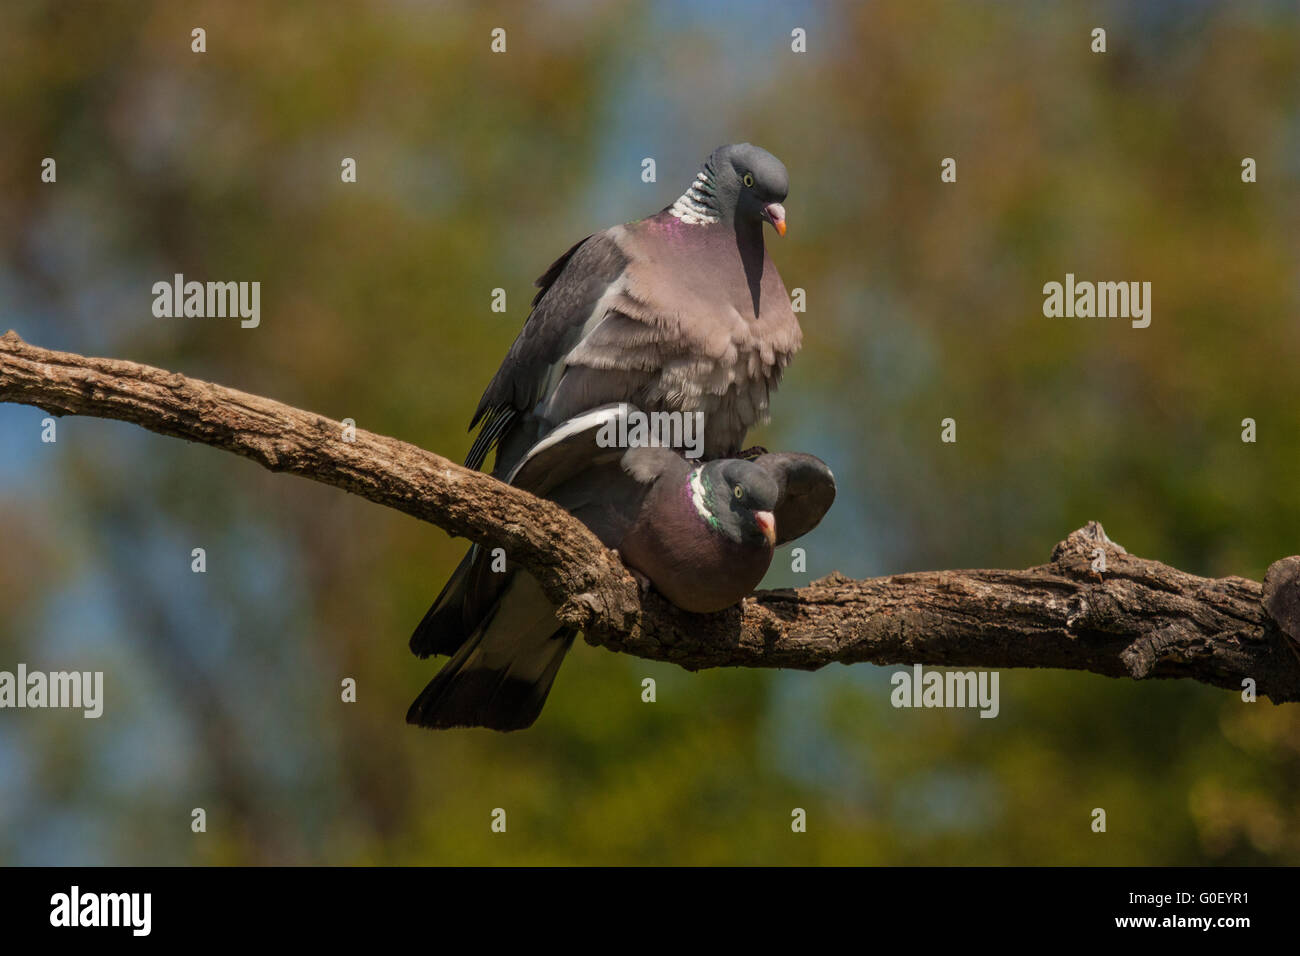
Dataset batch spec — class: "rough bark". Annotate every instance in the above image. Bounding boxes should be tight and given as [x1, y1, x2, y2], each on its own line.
[4, 329, 1299, 703]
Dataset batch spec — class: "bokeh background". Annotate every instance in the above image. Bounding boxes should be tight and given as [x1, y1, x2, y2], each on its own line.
[2, 0, 1299, 864]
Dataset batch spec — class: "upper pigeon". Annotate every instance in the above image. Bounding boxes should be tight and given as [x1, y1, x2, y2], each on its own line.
[465, 143, 801, 478]
[407, 404, 836, 731]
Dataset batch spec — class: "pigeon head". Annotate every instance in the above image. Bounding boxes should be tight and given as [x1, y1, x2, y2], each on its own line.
[694, 458, 780, 547]
[669, 143, 789, 235]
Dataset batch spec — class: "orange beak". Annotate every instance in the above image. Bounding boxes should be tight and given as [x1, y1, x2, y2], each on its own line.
[763, 203, 787, 237]
[755, 510, 776, 545]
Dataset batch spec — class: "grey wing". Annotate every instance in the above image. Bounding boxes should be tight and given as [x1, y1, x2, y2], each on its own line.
[487, 402, 654, 549]
[508, 404, 660, 548]
[505, 403, 634, 496]
[465, 232, 630, 471]
[413, 404, 645, 661]
[755, 452, 837, 545]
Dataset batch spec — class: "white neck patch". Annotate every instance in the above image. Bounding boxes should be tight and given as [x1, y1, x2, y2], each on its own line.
[669, 171, 720, 225]
[688, 467, 713, 521]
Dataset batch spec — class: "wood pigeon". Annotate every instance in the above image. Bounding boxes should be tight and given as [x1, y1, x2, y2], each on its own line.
[464, 143, 800, 479]
[407, 404, 835, 731]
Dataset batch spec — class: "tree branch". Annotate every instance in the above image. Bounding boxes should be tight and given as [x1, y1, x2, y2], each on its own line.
[4, 329, 1299, 703]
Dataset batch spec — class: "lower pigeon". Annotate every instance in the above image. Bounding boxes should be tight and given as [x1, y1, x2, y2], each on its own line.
[407, 404, 835, 731]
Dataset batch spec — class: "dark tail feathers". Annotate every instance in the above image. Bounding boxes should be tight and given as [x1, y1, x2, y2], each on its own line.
[409, 548, 477, 659]
[406, 574, 576, 731]
[405, 626, 576, 731]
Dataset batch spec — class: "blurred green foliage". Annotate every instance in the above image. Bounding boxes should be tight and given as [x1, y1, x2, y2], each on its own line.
[1, 0, 1298, 864]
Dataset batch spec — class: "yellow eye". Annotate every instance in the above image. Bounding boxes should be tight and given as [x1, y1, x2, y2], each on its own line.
[734, 485, 744, 499]
[742, 173, 755, 188]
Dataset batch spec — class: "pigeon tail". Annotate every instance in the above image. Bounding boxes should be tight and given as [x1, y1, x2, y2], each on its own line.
[406, 574, 575, 731]
[409, 547, 477, 659]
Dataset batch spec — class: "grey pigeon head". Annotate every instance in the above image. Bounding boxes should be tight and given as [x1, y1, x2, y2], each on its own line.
[700, 457, 781, 546]
[674, 143, 790, 234]
[616, 443, 833, 615]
